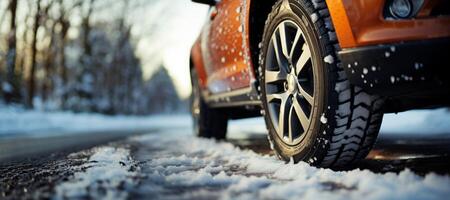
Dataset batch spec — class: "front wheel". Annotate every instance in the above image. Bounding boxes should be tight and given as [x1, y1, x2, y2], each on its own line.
[259, 0, 384, 168]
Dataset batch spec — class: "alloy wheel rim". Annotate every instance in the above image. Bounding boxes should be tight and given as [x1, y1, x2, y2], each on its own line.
[264, 20, 315, 145]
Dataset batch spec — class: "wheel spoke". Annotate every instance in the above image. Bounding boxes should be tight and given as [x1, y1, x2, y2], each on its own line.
[266, 91, 287, 103]
[289, 29, 301, 60]
[278, 93, 291, 137]
[278, 22, 290, 59]
[265, 69, 287, 83]
[292, 95, 310, 131]
[299, 85, 314, 105]
[295, 43, 311, 75]
[271, 35, 286, 70]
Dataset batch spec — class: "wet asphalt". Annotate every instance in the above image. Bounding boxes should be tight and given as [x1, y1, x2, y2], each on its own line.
[1, 127, 450, 199]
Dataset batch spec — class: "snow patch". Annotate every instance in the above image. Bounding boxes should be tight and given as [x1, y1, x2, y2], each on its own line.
[2, 82, 13, 93]
[54, 147, 138, 200]
[390, 46, 396, 52]
[129, 132, 450, 200]
[323, 55, 334, 64]
[371, 66, 377, 71]
[310, 13, 319, 23]
[363, 68, 369, 74]
[390, 76, 396, 84]
[320, 113, 328, 124]
[381, 108, 450, 134]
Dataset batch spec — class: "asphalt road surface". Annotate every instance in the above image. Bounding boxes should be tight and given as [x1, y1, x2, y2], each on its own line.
[1, 123, 450, 199]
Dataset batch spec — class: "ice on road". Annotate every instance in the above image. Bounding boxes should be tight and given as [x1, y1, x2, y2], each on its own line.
[54, 130, 450, 200]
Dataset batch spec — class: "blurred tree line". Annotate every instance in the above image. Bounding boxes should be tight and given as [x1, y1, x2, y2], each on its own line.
[0, 0, 186, 115]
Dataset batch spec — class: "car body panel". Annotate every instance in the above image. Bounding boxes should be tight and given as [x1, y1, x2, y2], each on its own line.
[191, 0, 450, 109]
[192, 0, 255, 95]
[326, 0, 450, 48]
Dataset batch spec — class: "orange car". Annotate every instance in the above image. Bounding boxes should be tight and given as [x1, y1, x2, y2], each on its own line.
[190, 0, 450, 167]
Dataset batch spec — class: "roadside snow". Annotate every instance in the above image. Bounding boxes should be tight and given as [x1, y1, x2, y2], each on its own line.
[54, 147, 138, 200]
[229, 108, 450, 137]
[1, 102, 449, 138]
[381, 108, 450, 134]
[130, 131, 450, 200]
[0, 105, 190, 137]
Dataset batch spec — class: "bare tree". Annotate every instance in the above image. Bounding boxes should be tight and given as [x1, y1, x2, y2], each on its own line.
[26, 0, 42, 108]
[4, 0, 19, 103]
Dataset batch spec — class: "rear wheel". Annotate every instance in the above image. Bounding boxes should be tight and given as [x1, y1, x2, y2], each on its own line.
[259, 0, 384, 167]
[190, 68, 228, 139]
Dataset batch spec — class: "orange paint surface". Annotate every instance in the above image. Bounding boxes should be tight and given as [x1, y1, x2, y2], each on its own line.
[326, 0, 450, 48]
[192, 0, 450, 95]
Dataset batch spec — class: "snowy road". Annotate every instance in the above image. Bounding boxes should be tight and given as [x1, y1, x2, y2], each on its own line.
[2, 120, 450, 200]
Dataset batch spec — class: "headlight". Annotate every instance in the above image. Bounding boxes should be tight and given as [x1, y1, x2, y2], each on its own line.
[385, 0, 425, 20]
[389, 0, 413, 19]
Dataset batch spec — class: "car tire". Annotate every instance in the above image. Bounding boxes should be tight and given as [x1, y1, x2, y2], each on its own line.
[258, 0, 384, 168]
[190, 68, 228, 140]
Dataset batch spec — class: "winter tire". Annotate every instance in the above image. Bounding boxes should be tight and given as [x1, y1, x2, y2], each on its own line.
[190, 68, 228, 139]
[259, 0, 384, 167]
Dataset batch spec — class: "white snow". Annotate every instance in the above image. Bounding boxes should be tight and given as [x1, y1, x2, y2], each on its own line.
[363, 68, 369, 74]
[323, 55, 334, 64]
[390, 46, 396, 52]
[381, 108, 450, 134]
[127, 131, 450, 200]
[54, 147, 138, 200]
[0, 105, 449, 199]
[2, 82, 13, 93]
[0, 104, 190, 137]
[310, 13, 319, 23]
[390, 76, 396, 83]
[320, 113, 328, 124]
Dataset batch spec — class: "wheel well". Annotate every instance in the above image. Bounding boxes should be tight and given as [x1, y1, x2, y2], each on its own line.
[248, 0, 277, 80]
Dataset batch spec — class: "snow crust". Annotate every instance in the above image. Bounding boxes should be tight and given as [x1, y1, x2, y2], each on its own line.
[54, 147, 138, 200]
[129, 132, 450, 200]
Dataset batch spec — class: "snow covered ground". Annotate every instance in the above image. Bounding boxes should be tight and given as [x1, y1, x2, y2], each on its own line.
[0, 105, 189, 138]
[228, 108, 450, 137]
[54, 129, 450, 200]
[1, 103, 450, 137]
[54, 147, 139, 200]
[1, 105, 450, 199]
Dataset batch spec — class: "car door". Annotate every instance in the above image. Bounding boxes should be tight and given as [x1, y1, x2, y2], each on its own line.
[201, 0, 253, 95]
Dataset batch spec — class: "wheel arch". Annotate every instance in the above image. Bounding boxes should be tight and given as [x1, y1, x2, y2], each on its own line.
[248, 0, 278, 92]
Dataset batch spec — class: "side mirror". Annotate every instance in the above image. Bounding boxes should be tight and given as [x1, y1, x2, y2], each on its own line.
[192, 0, 217, 6]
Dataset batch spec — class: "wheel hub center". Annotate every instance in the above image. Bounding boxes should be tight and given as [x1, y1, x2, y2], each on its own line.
[286, 74, 297, 93]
